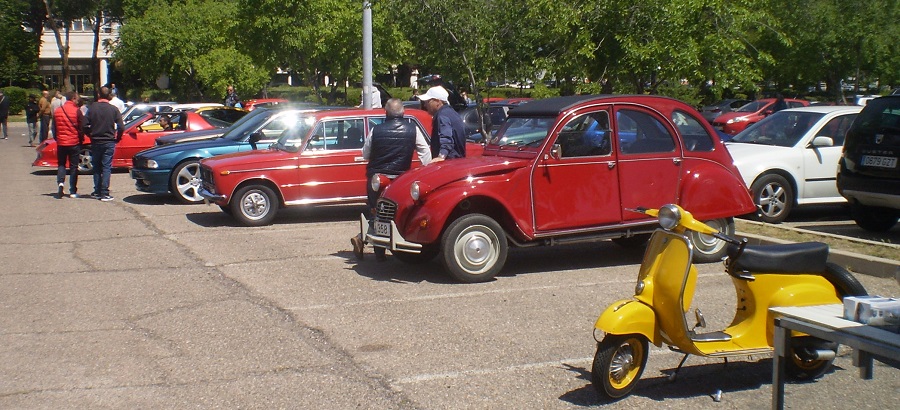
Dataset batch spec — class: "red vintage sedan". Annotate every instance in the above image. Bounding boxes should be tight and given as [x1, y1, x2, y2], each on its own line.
[33, 110, 223, 173]
[362, 94, 756, 282]
[199, 108, 484, 226]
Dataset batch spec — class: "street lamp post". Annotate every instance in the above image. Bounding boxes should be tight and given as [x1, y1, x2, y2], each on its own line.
[362, 1, 373, 109]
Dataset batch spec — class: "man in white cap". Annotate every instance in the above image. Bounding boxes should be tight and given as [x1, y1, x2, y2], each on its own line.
[417, 86, 466, 161]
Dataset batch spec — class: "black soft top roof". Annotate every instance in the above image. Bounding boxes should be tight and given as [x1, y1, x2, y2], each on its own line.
[508, 94, 609, 117]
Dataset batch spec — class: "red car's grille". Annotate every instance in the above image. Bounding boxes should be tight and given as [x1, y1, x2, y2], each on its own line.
[374, 199, 397, 221]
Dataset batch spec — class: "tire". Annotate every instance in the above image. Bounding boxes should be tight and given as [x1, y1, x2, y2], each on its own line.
[822, 262, 868, 297]
[750, 174, 794, 223]
[690, 217, 733, 263]
[786, 337, 837, 381]
[169, 160, 204, 204]
[441, 214, 508, 283]
[849, 202, 899, 232]
[77, 146, 93, 173]
[392, 244, 439, 265]
[612, 234, 650, 248]
[591, 334, 649, 401]
[230, 185, 278, 226]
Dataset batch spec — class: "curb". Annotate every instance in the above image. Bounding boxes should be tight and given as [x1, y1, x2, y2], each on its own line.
[737, 232, 899, 279]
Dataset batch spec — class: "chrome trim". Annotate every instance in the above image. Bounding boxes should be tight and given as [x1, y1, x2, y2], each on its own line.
[199, 187, 226, 202]
[284, 196, 366, 206]
[360, 213, 423, 253]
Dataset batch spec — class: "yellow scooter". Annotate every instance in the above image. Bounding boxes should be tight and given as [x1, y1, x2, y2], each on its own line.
[591, 204, 868, 401]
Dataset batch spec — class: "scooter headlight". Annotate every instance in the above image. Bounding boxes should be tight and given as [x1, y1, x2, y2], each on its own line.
[657, 204, 681, 230]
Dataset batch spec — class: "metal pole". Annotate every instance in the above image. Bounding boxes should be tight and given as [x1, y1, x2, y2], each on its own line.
[362, 1, 373, 109]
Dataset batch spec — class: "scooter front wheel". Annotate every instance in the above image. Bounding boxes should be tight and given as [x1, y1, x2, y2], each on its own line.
[592, 334, 649, 401]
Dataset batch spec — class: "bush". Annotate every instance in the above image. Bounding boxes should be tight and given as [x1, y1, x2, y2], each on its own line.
[1, 86, 28, 115]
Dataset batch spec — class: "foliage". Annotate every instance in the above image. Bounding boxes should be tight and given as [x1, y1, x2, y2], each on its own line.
[1, 86, 28, 115]
[115, 0, 270, 100]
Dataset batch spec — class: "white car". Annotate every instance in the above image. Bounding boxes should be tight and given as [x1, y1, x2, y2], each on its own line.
[726, 105, 862, 223]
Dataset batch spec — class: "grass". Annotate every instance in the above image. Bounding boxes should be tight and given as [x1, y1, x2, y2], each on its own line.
[735, 219, 899, 261]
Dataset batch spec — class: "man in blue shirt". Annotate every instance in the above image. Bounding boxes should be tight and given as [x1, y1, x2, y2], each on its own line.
[417, 86, 466, 161]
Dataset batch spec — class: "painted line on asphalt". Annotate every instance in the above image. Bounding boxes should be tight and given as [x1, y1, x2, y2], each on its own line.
[286, 273, 721, 311]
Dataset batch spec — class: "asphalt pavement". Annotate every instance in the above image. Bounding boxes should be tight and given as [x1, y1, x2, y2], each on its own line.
[1, 121, 898, 409]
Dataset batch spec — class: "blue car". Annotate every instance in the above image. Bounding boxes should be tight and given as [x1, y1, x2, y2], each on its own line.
[131, 106, 318, 203]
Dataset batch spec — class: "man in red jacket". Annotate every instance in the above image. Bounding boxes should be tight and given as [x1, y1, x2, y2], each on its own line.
[52, 91, 84, 198]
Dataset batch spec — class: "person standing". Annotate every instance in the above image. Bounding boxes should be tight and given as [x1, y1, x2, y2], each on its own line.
[83, 86, 124, 201]
[0, 89, 9, 140]
[25, 95, 40, 146]
[223, 85, 240, 108]
[417, 86, 466, 161]
[351, 98, 431, 261]
[49, 90, 65, 139]
[52, 91, 84, 199]
[108, 89, 126, 113]
[38, 90, 52, 143]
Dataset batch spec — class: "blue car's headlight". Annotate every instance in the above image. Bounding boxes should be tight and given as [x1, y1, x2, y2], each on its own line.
[146, 159, 159, 169]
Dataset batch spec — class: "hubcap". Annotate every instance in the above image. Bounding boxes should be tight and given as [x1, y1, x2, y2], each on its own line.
[240, 192, 269, 220]
[175, 163, 202, 201]
[759, 183, 787, 217]
[610, 344, 636, 383]
[454, 225, 499, 274]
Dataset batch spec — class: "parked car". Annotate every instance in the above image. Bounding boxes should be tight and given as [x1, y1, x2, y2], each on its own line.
[363, 94, 756, 283]
[132, 107, 319, 203]
[155, 103, 322, 145]
[33, 110, 224, 173]
[713, 98, 809, 135]
[121, 102, 177, 124]
[726, 105, 862, 223]
[193, 106, 248, 125]
[242, 98, 290, 111]
[460, 99, 533, 141]
[837, 95, 900, 231]
[199, 108, 484, 226]
[699, 99, 751, 123]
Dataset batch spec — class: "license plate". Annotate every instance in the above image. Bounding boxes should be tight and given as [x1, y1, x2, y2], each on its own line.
[861, 155, 897, 169]
[375, 221, 391, 236]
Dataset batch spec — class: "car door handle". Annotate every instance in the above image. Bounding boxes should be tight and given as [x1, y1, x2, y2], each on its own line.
[672, 158, 682, 165]
[354, 157, 366, 162]
[606, 161, 616, 169]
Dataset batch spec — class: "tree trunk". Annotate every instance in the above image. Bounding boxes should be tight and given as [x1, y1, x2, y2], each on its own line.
[42, 0, 73, 92]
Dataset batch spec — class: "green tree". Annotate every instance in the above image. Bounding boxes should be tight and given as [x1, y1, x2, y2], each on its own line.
[114, 0, 269, 100]
[0, 0, 42, 87]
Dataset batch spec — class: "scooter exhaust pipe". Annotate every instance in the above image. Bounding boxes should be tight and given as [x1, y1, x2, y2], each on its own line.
[797, 348, 836, 361]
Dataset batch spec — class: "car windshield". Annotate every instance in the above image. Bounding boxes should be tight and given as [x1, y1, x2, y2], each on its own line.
[730, 111, 824, 147]
[488, 117, 555, 148]
[271, 116, 316, 152]
[736, 101, 766, 113]
[219, 108, 274, 141]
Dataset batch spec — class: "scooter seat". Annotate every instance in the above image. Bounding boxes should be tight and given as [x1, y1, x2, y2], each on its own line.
[728, 242, 828, 274]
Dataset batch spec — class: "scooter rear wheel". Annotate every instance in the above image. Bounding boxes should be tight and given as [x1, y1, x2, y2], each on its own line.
[786, 336, 837, 380]
[592, 334, 649, 401]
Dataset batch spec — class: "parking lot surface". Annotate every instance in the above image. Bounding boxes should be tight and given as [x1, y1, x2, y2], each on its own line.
[1, 122, 897, 409]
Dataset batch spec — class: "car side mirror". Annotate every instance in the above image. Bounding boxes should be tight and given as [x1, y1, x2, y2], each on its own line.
[810, 136, 834, 147]
[249, 131, 263, 144]
[548, 143, 562, 160]
[763, 109, 774, 116]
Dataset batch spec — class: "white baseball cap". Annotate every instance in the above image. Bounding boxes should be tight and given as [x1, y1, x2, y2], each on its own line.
[417, 86, 450, 103]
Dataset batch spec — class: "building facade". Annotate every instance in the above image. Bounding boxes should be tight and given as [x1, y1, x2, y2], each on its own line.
[38, 18, 119, 93]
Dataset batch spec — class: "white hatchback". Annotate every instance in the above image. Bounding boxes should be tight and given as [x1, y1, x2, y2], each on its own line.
[726, 105, 862, 223]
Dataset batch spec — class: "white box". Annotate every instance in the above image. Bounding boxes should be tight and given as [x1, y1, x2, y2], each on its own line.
[843, 296, 892, 321]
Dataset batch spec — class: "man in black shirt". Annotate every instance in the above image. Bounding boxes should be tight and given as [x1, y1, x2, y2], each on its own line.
[83, 86, 124, 201]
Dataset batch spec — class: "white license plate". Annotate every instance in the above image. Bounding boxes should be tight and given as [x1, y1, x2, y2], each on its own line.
[861, 155, 897, 169]
[375, 221, 391, 236]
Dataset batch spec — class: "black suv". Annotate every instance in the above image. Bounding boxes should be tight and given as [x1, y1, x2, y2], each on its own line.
[837, 95, 900, 231]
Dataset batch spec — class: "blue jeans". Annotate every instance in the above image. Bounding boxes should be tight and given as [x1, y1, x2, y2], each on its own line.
[27, 121, 38, 144]
[91, 141, 116, 196]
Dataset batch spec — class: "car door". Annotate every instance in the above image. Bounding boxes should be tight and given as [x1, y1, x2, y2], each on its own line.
[289, 117, 368, 204]
[801, 112, 857, 200]
[614, 106, 683, 221]
[238, 113, 296, 152]
[531, 109, 623, 231]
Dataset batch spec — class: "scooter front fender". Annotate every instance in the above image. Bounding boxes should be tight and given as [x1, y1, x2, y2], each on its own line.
[594, 299, 661, 346]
